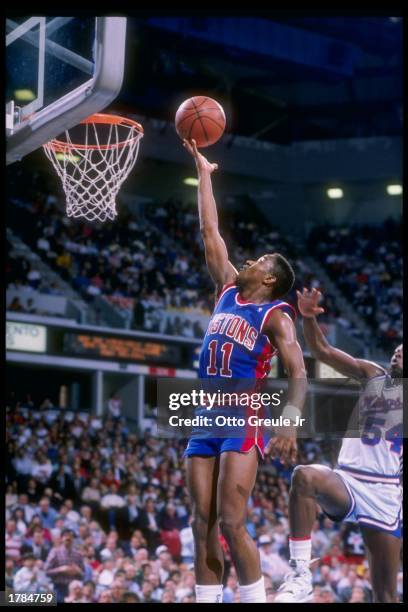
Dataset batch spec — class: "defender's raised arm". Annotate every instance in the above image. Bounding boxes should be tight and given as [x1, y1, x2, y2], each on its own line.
[297, 288, 385, 381]
[183, 139, 237, 294]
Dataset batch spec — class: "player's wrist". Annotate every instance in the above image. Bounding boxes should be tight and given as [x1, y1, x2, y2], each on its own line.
[281, 404, 302, 423]
[300, 311, 316, 319]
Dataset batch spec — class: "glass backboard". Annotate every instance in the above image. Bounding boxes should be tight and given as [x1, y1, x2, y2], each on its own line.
[6, 16, 127, 165]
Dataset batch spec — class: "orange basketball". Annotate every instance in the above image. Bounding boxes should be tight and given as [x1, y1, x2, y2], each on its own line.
[175, 96, 226, 147]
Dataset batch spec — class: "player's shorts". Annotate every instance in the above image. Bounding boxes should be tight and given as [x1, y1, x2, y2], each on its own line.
[184, 434, 269, 459]
[331, 467, 403, 538]
[183, 401, 272, 459]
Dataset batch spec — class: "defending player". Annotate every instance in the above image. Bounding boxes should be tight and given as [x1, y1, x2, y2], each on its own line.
[275, 288, 402, 603]
[182, 139, 307, 603]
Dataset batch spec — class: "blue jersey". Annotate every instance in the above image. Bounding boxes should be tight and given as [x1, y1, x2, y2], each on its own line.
[198, 283, 296, 380]
[184, 283, 296, 458]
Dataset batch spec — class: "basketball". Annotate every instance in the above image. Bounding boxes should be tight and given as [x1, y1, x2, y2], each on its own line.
[175, 96, 226, 147]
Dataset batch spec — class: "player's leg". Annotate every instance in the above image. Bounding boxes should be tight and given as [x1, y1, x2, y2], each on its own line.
[289, 464, 352, 537]
[275, 464, 352, 603]
[217, 448, 266, 602]
[185, 454, 224, 602]
[361, 527, 401, 602]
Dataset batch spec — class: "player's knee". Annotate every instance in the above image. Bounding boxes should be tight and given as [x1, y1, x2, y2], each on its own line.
[291, 465, 316, 494]
[191, 511, 211, 542]
[218, 513, 245, 542]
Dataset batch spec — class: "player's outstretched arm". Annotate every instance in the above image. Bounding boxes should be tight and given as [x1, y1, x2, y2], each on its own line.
[297, 288, 385, 381]
[263, 309, 308, 464]
[183, 139, 237, 293]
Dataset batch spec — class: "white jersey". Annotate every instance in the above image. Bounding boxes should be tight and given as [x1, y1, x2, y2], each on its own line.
[337, 374, 403, 485]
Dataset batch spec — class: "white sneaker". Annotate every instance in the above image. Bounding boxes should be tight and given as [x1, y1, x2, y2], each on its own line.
[274, 560, 314, 603]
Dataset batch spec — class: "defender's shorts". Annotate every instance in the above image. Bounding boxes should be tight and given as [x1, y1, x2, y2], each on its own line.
[332, 467, 402, 538]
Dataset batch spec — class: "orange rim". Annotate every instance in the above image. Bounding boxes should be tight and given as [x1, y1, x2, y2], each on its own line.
[45, 113, 144, 152]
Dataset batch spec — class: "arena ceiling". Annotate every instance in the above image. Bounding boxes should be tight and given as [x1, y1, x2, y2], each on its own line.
[114, 15, 402, 145]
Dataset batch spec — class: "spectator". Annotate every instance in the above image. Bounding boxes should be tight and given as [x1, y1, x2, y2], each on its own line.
[5, 557, 16, 590]
[121, 591, 141, 603]
[139, 499, 161, 553]
[23, 525, 50, 561]
[179, 516, 194, 565]
[13, 551, 52, 593]
[64, 580, 87, 603]
[107, 393, 122, 421]
[31, 454, 53, 485]
[313, 585, 337, 603]
[336, 569, 362, 603]
[81, 477, 102, 508]
[258, 534, 291, 582]
[119, 497, 141, 541]
[100, 483, 127, 531]
[349, 585, 367, 603]
[140, 579, 158, 603]
[12, 450, 32, 481]
[11, 508, 28, 537]
[36, 497, 58, 530]
[8, 297, 24, 312]
[98, 590, 113, 603]
[27, 266, 42, 289]
[110, 579, 126, 603]
[82, 580, 97, 603]
[96, 557, 116, 590]
[44, 528, 85, 603]
[6, 519, 23, 561]
[25, 298, 37, 314]
[49, 465, 76, 502]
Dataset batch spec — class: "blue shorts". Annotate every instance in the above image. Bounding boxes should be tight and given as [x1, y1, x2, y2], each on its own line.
[184, 434, 269, 458]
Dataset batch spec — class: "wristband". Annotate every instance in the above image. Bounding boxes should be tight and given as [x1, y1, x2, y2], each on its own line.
[281, 404, 301, 423]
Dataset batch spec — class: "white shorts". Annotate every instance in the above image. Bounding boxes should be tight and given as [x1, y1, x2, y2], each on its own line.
[333, 468, 403, 537]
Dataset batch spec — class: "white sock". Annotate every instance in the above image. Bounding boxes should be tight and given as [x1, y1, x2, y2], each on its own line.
[195, 584, 223, 603]
[289, 536, 312, 562]
[239, 576, 266, 603]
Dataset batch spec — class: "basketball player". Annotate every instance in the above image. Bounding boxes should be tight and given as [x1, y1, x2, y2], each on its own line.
[182, 138, 307, 603]
[275, 288, 402, 603]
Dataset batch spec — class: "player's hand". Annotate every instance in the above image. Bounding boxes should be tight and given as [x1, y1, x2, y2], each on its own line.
[183, 138, 218, 174]
[296, 287, 325, 319]
[264, 428, 298, 465]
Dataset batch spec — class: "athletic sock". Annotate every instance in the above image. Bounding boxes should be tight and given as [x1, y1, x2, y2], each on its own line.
[239, 576, 266, 603]
[289, 536, 312, 563]
[195, 584, 223, 603]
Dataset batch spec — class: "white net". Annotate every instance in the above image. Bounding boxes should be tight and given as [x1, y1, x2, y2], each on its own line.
[43, 117, 143, 222]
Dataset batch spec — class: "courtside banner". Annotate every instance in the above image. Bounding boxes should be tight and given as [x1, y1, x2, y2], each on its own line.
[156, 377, 405, 440]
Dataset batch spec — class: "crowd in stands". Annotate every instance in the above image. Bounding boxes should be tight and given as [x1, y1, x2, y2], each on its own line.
[7, 241, 66, 304]
[7, 164, 402, 352]
[309, 219, 402, 352]
[6, 393, 403, 603]
[7, 177, 337, 334]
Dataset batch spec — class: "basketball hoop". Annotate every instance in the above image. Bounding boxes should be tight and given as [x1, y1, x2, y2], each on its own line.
[43, 113, 143, 222]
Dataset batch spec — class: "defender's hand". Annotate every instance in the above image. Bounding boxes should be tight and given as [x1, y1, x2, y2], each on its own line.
[296, 287, 325, 319]
[264, 428, 298, 465]
[183, 138, 218, 174]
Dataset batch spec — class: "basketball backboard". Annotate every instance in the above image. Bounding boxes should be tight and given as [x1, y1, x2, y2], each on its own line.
[6, 16, 127, 165]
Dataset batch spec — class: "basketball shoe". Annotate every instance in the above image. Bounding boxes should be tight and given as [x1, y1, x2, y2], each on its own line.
[274, 559, 314, 603]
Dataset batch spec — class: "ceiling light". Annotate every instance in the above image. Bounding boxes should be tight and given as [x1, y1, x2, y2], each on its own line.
[14, 89, 36, 102]
[327, 188, 343, 199]
[183, 177, 199, 187]
[387, 184, 402, 196]
[55, 152, 80, 163]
